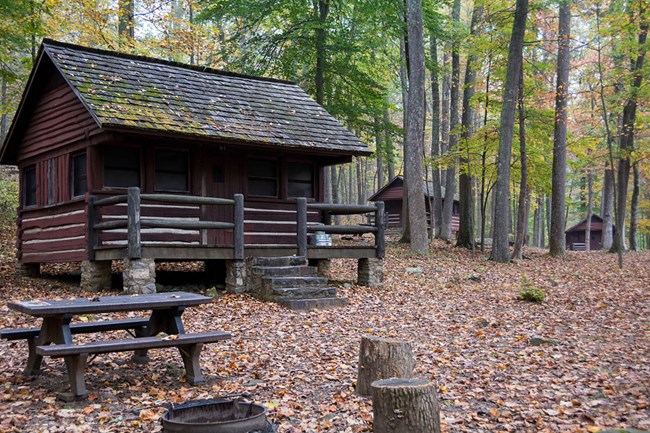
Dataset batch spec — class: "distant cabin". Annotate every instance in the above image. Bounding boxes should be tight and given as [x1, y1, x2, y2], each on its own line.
[565, 214, 605, 250]
[368, 176, 459, 231]
[0, 39, 385, 294]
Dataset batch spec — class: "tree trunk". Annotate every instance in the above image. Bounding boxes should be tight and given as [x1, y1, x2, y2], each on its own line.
[372, 378, 440, 433]
[612, 4, 647, 261]
[586, 170, 593, 251]
[549, 0, 571, 257]
[533, 196, 542, 247]
[440, 0, 461, 242]
[314, 0, 329, 106]
[601, 169, 614, 249]
[479, 54, 492, 252]
[356, 336, 414, 397]
[404, 0, 428, 253]
[1, 77, 6, 143]
[385, 110, 395, 180]
[456, 5, 483, 250]
[430, 35, 443, 239]
[629, 161, 639, 251]
[490, 0, 528, 262]
[512, 62, 528, 260]
[118, 0, 135, 46]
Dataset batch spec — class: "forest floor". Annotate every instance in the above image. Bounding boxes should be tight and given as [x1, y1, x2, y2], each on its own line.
[0, 227, 648, 433]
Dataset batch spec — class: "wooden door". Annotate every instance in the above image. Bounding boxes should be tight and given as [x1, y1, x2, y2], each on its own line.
[208, 153, 243, 245]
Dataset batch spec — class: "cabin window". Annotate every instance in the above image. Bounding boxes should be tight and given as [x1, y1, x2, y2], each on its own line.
[248, 159, 278, 197]
[155, 149, 189, 192]
[71, 153, 87, 197]
[104, 147, 140, 188]
[23, 166, 36, 207]
[47, 158, 56, 205]
[287, 162, 314, 198]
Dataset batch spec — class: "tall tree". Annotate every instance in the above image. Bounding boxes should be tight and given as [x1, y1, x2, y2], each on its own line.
[429, 35, 443, 238]
[490, 0, 528, 263]
[612, 0, 648, 261]
[456, 4, 483, 250]
[118, 0, 135, 47]
[512, 62, 529, 260]
[549, 0, 571, 257]
[440, 0, 461, 242]
[404, 0, 429, 253]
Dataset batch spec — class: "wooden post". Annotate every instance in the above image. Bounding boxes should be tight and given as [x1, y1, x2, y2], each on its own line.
[297, 197, 307, 257]
[233, 194, 244, 260]
[357, 335, 415, 397]
[375, 201, 386, 258]
[371, 378, 440, 433]
[87, 195, 99, 260]
[127, 187, 142, 259]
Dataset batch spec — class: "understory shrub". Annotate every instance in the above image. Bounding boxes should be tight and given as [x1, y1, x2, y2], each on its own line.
[518, 274, 546, 303]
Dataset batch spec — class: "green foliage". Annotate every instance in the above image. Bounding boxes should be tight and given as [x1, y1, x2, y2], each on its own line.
[0, 175, 18, 227]
[517, 274, 545, 303]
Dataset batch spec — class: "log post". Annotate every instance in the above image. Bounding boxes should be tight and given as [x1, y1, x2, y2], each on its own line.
[233, 194, 244, 260]
[296, 197, 308, 257]
[127, 187, 142, 259]
[356, 335, 414, 397]
[371, 378, 440, 433]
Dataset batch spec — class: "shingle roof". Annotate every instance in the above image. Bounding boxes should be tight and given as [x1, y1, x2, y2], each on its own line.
[41, 39, 370, 154]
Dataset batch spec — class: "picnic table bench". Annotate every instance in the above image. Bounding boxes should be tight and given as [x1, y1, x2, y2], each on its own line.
[2, 292, 231, 401]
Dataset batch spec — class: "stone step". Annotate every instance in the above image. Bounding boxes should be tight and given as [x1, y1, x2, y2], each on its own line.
[250, 256, 307, 267]
[278, 297, 348, 310]
[262, 276, 328, 290]
[272, 286, 337, 299]
[250, 265, 318, 278]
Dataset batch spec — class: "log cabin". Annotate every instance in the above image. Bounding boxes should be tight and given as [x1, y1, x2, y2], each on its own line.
[0, 40, 385, 305]
[368, 176, 459, 232]
[565, 214, 605, 250]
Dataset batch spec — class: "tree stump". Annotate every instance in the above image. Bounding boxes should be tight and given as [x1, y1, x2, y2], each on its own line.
[356, 335, 415, 397]
[371, 378, 440, 433]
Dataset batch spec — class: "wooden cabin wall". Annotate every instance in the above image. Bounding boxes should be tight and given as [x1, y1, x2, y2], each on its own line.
[16, 83, 99, 263]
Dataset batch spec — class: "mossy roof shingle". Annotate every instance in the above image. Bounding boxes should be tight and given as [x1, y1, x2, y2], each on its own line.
[43, 40, 370, 154]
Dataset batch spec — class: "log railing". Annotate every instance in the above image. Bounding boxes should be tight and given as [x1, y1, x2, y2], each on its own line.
[89, 188, 385, 260]
[89, 187, 244, 260]
[296, 198, 386, 258]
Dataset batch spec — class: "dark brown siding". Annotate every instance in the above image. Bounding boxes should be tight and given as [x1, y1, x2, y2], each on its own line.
[16, 83, 97, 163]
[19, 201, 87, 263]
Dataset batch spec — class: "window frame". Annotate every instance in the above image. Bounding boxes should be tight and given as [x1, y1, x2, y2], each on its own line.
[47, 158, 56, 205]
[103, 146, 141, 189]
[70, 152, 88, 198]
[247, 158, 279, 198]
[23, 165, 37, 208]
[286, 161, 315, 199]
[154, 148, 190, 193]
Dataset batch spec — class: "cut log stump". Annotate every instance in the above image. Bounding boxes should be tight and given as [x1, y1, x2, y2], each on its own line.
[371, 378, 440, 433]
[356, 335, 414, 397]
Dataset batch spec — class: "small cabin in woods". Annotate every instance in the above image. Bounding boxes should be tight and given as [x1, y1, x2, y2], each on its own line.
[565, 214, 605, 250]
[368, 176, 459, 231]
[0, 40, 385, 297]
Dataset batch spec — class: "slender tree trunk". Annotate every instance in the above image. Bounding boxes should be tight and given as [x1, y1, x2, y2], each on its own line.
[479, 54, 492, 251]
[404, 0, 428, 253]
[430, 35, 443, 238]
[490, 0, 528, 262]
[629, 162, 640, 251]
[0, 77, 7, 143]
[602, 169, 614, 249]
[586, 171, 593, 251]
[512, 62, 528, 260]
[549, 0, 571, 257]
[533, 197, 542, 247]
[399, 5, 411, 243]
[456, 5, 483, 250]
[118, 0, 135, 46]
[385, 110, 395, 180]
[441, 0, 461, 242]
[612, 4, 647, 261]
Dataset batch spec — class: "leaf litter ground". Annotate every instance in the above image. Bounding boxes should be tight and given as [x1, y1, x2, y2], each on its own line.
[0, 230, 648, 433]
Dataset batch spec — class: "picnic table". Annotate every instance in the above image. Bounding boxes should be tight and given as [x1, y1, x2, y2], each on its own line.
[1, 291, 231, 401]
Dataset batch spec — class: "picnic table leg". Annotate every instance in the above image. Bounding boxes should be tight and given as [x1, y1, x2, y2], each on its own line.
[133, 307, 186, 363]
[59, 354, 89, 402]
[178, 343, 204, 385]
[25, 314, 73, 376]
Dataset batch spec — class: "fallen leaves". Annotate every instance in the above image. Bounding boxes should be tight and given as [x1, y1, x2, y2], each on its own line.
[0, 230, 648, 432]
